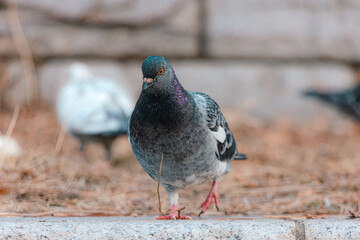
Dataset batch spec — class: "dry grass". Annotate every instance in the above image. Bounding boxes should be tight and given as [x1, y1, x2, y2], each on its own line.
[0, 105, 359, 217]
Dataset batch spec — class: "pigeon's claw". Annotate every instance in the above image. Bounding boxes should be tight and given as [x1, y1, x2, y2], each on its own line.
[156, 212, 178, 220]
[156, 212, 192, 220]
[199, 181, 220, 216]
[156, 204, 192, 220]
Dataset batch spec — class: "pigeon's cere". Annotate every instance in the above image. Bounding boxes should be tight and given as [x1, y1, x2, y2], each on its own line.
[56, 63, 133, 160]
[143, 78, 154, 83]
[304, 85, 360, 122]
[128, 56, 247, 220]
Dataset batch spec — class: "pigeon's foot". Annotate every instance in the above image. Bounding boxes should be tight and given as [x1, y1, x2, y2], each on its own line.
[156, 213, 192, 220]
[156, 204, 192, 220]
[198, 180, 220, 217]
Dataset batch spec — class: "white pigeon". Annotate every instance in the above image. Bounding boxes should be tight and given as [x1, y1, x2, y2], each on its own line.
[56, 63, 133, 159]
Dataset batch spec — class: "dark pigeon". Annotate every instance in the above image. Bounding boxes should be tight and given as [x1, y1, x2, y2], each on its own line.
[304, 85, 360, 122]
[128, 56, 247, 220]
[57, 63, 133, 160]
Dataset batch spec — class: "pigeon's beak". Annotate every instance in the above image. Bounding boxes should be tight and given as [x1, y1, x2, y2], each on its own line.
[142, 78, 154, 90]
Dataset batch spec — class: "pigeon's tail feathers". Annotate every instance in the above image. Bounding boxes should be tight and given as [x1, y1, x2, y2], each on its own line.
[234, 153, 247, 160]
[303, 90, 331, 102]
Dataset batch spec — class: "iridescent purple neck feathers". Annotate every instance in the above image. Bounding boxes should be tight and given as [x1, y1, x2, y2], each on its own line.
[172, 77, 189, 106]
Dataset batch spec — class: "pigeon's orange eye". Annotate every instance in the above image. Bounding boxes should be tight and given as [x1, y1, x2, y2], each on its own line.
[158, 68, 164, 75]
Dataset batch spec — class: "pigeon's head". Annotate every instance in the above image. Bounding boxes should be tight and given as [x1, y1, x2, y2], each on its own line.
[141, 56, 175, 92]
[69, 63, 92, 82]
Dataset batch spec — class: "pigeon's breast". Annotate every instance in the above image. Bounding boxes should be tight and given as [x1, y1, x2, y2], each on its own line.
[129, 96, 229, 189]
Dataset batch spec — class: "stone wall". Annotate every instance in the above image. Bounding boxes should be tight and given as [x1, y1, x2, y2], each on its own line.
[1, 0, 360, 122]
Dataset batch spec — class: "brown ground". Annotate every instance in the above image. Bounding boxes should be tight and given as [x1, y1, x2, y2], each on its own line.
[0, 105, 359, 218]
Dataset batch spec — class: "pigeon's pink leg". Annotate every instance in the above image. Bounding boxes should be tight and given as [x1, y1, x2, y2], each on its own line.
[156, 191, 192, 220]
[198, 180, 220, 216]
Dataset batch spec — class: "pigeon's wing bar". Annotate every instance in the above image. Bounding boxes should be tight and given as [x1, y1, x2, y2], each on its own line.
[194, 92, 238, 161]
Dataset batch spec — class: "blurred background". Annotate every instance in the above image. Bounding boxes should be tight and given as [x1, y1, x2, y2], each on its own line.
[0, 0, 359, 218]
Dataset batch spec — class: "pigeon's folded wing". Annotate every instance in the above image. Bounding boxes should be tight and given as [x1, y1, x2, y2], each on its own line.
[193, 92, 237, 161]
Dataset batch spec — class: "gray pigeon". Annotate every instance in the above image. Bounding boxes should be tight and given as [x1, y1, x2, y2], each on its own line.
[128, 56, 247, 220]
[304, 85, 360, 122]
[57, 63, 133, 160]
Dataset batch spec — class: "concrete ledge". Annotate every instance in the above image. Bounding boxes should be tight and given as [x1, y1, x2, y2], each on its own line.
[0, 216, 359, 240]
[300, 219, 360, 240]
